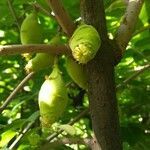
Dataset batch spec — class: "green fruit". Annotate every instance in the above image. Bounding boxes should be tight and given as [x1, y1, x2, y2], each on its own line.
[20, 12, 43, 44]
[25, 53, 54, 73]
[38, 64, 68, 128]
[69, 24, 101, 64]
[66, 57, 87, 89]
[25, 35, 62, 73]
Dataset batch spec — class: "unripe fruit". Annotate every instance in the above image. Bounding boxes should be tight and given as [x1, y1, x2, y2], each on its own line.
[20, 12, 43, 44]
[69, 24, 101, 64]
[25, 53, 54, 73]
[25, 35, 62, 73]
[38, 64, 68, 128]
[65, 57, 87, 89]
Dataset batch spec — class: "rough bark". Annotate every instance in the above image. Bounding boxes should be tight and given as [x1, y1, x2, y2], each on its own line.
[80, 0, 122, 149]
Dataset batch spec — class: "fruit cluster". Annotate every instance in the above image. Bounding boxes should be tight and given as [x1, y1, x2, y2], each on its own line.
[20, 12, 101, 129]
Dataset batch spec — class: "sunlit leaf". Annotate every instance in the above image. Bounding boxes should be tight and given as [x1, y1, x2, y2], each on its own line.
[59, 124, 76, 136]
[0, 130, 16, 147]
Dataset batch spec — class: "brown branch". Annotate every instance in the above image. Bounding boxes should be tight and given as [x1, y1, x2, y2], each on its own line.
[0, 44, 71, 56]
[7, 0, 20, 31]
[117, 64, 150, 89]
[9, 122, 34, 149]
[33, 2, 55, 19]
[0, 72, 35, 113]
[115, 0, 144, 53]
[46, 0, 76, 37]
[41, 138, 91, 150]
[59, 137, 91, 146]
[8, 112, 39, 150]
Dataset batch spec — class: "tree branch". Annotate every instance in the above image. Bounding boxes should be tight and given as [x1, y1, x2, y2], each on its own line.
[117, 64, 150, 89]
[8, 113, 39, 150]
[0, 72, 35, 113]
[0, 44, 71, 56]
[33, 2, 55, 19]
[115, 0, 144, 53]
[132, 48, 150, 62]
[46, 108, 89, 141]
[41, 137, 91, 150]
[7, 0, 20, 31]
[6, 108, 88, 150]
[46, 0, 76, 37]
[133, 24, 150, 36]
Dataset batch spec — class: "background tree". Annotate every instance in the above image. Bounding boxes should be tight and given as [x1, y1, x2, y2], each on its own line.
[0, 0, 149, 150]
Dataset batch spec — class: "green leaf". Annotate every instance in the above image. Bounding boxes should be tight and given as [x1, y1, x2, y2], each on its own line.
[106, 0, 125, 13]
[0, 119, 26, 134]
[27, 111, 39, 123]
[139, 0, 150, 25]
[17, 144, 31, 150]
[0, 130, 16, 147]
[59, 124, 76, 136]
[28, 132, 41, 146]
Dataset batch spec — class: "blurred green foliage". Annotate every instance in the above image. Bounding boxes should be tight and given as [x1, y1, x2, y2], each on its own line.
[0, 0, 150, 149]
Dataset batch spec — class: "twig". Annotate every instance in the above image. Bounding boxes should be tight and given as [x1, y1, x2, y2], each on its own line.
[9, 122, 33, 150]
[115, 0, 144, 53]
[46, 0, 76, 37]
[0, 72, 35, 113]
[33, 2, 55, 19]
[0, 44, 71, 56]
[41, 137, 91, 150]
[7, 0, 20, 31]
[132, 48, 150, 62]
[46, 108, 89, 141]
[117, 64, 150, 89]
[8, 113, 39, 150]
[68, 108, 89, 125]
[133, 24, 150, 36]
[57, 137, 91, 146]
